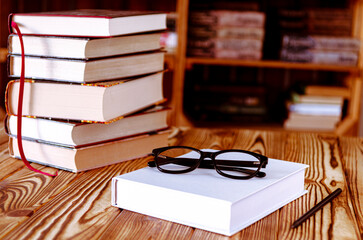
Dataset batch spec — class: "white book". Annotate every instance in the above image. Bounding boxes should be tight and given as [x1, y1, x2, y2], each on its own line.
[112, 149, 308, 236]
[8, 33, 163, 59]
[6, 106, 169, 147]
[9, 51, 164, 83]
[10, 10, 167, 37]
[288, 103, 342, 116]
[6, 72, 164, 122]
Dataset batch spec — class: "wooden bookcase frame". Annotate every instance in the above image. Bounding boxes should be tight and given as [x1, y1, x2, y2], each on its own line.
[170, 0, 363, 136]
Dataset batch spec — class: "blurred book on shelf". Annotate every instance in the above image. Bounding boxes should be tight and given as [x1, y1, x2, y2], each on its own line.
[284, 93, 345, 131]
[187, 10, 265, 60]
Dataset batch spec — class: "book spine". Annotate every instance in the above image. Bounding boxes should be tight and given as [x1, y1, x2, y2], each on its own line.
[289, 104, 341, 116]
[189, 10, 265, 28]
[281, 49, 358, 66]
[215, 38, 262, 51]
[214, 49, 262, 60]
[213, 11, 265, 28]
[189, 26, 264, 40]
[282, 35, 360, 52]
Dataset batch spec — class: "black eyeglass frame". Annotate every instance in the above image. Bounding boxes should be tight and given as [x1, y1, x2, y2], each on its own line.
[148, 146, 268, 179]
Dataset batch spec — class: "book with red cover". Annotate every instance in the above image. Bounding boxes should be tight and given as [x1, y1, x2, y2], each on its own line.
[9, 9, 167, 37]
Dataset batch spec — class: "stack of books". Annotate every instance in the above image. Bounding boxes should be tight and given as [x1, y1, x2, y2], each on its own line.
[284, 93, 344, 131]
[5, 9, 170, 172]
[188, 10, 265, 60]
[278, 8, 360, 66]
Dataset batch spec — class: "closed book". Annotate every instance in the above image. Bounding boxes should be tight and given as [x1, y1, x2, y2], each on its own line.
[8, 51, 165, 83]
[188, 38, 263, 51]
[213, 10, 265, 28]
[287, 112, 341, 122]
[188, 26, 264, 40]
[112, 149, 308, 236]
[6, 106, 169, 147]
[6, 72, 164, 122]
[282, 35, 360, 52]
[214, 49, 262, 60]
[280, 49, 358, 66]
[9, 129, 170, 172]
[292, 95, 344, 105]
[284, 114, 340, 131]
[9, 9, 167, 37]
[288, 102, 342, 116]
[8, 32, 163, 59]
[189, 10, 265, 28]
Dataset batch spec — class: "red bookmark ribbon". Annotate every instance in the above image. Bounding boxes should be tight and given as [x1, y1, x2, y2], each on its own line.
[11, 21, 57, 177]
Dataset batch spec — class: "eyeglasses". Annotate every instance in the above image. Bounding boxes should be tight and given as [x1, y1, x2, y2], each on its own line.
[148, 146, 268, 179]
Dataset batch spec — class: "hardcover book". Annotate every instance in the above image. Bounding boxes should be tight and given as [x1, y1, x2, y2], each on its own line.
[6, 106, 169, 147]
[112, 149, 308, 236]
[9, 129, 170, 172]
[284, 115, 340, 131]
[8, 32, 163, 59]
[280, 49, 358, 66]
[282, 35, 360, 52]
[287, 102, 342, 116]
[8, 51, 165, 83]
[9, 9, 167, 37]
[189, 10, 265, 28]
[6, 72, 164, 122]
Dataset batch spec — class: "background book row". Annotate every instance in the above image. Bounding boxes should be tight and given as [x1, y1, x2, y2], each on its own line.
[185, 7, 360, 66]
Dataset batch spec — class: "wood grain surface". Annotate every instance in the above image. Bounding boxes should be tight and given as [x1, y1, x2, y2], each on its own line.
[0, 127, 361, 239]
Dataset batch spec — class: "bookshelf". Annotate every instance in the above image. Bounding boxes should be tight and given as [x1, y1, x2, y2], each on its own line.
[170, 0, 363, 136]
[0, 0, 362, 136]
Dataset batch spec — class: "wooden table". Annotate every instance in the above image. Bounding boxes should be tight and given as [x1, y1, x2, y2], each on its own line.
[0, 127, 362, 239]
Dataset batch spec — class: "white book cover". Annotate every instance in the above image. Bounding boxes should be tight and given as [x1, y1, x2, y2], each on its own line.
[112, 149, 308, 236]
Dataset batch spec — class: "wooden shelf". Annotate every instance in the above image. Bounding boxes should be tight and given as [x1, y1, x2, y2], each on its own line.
[0, 48, 7, 63]
[164, 54, 176, 70]
[169, 0, 363, 135]
[186, 57, 361, 73]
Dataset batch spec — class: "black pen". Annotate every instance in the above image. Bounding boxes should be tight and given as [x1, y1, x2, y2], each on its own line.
[291, 188, 342, 229]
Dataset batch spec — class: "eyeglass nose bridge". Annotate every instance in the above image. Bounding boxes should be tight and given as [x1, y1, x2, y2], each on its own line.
[200, 151, 215, 160]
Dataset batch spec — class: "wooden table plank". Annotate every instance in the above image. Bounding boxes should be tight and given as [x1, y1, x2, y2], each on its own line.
[339, 137, 363, 237]
[2, 156, 150, 240]
[0, 166, 76, 238]
[279, 133, 360, 239]
[99, 210, 193, 239]
[0, 127, 361, 239]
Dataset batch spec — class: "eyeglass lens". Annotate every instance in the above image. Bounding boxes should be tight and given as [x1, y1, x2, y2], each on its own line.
[156, 148, 201, 171]
[214, 152, 261, 177]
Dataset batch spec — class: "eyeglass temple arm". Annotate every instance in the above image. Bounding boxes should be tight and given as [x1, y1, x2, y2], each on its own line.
[198, 160, 266, 178]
